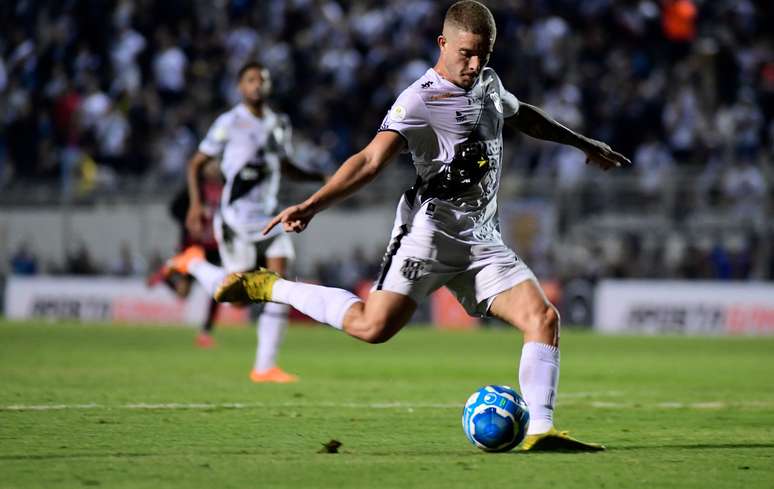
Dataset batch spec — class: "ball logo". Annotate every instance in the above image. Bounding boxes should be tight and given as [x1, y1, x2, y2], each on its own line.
[390, 105, 407, 122]
[483, 393, 497, 404]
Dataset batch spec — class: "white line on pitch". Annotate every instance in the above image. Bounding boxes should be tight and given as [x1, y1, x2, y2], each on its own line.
[2, 399, 773, 412]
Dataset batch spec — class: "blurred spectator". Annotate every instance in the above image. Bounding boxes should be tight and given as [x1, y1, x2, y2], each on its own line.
[10, 243, 38, 275]
[153, 29, 187, 105]
[1, 0, 772, 185]
[720, 157, 767, 220]
[95, 102, 130, 170]
[78, 77, 110, 132]
[110, 24, 146, 96]
[634, 130, 675, 195]
[109, 241, 145, 276]
[65, 242, 99, 275]
[661, 0, 697, 43]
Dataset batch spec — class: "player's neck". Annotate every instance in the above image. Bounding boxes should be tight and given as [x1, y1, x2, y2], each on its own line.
[243, 101, 264, 118]
[432, 62, 466, 91]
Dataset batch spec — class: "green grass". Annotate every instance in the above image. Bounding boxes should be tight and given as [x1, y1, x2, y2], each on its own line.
[1, 320, 773, 489]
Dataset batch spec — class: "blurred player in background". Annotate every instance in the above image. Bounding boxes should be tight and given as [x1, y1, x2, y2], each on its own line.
[165, 61, 326, 383]
[147, 158, 224, 348]
[214, 1, 630, 448]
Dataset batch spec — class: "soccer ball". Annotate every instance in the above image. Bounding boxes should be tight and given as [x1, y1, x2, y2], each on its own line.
[462, 385, 530, 452]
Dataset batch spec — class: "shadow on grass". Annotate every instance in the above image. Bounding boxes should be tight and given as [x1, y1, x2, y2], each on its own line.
[3, 442, 773, 461]
[609, 443, 774, 451]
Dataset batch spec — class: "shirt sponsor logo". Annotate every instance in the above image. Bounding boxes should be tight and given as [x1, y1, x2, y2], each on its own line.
[429, 92, 457, 101]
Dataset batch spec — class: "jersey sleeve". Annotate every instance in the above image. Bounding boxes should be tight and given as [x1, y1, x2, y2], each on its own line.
[274, 113, 293, 159]
[378, 89, 429, 149]
[198, 113, 230, 158]
[500, 84, 520, 118]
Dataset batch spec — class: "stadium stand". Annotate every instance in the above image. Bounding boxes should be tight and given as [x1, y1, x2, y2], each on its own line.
[1, 0, 772, 281]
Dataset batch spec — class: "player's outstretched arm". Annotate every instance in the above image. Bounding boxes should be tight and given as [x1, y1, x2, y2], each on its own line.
[185, 151, 213, 237]
[280, 158, 328, 182]
[505, 103, 631, 171]
[262, 130, 405, 235]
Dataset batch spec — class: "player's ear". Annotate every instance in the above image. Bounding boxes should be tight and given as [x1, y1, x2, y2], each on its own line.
[437, 34, 446, 50]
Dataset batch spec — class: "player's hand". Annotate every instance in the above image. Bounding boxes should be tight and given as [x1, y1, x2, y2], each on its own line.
[583, 138, 631, 171]
[185, 204, 204, 237]
[262, 203, 316, 235]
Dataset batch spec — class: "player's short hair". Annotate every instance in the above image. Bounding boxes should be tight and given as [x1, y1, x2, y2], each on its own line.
[443, 1, 496, 42]
[238, 61, 266, 80]
[238, 61, 272, 95]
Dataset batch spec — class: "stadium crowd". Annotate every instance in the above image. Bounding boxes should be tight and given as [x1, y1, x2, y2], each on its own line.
[2, 0, 773, 281]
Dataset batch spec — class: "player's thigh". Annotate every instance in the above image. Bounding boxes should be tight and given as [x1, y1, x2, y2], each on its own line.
[344, 290, 417, 343]
[262, 234, 294, 276]
[445, 242, 536, 317]
[214, 220, 257, 273]
[265, 256, 287, 276]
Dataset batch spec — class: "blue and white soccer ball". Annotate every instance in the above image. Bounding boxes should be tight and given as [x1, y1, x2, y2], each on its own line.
[462, 385, 530, 452]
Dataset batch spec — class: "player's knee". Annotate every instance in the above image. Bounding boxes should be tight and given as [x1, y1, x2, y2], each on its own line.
[359, 322, 391, 344]
[358, 316, 398, 344]
[524, 303, 560, 338]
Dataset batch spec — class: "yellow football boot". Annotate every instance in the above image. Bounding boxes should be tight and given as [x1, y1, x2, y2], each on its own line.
[520, 427, 605, 452]
[213, 269, 279, 303]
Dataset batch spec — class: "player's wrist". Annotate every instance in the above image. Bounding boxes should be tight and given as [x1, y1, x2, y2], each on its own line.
[303, 197, 323, 214]
[574, 134, 594, 153]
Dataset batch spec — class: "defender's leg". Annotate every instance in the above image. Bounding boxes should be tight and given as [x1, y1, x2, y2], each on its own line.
[250, 255, 298, 383]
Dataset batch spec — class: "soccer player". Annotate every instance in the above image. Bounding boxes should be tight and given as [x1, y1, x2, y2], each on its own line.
[154, 160, 223, 349]
[165, 61, 325, 383]
[215, 1, 630, 449]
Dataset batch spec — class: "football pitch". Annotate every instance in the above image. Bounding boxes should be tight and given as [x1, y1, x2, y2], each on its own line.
[1, 321, 773, 489]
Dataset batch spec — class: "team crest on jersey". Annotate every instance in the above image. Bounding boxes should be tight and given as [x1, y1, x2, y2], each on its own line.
[400, 258, 425, 281]
[489, 92, 503, 113]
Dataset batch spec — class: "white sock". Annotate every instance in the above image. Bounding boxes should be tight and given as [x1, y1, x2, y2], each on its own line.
[255, 302, 288, 372]
[519, 342, 559, 435]
[187, 260, 227, 296]
[271, 279, 360, 330]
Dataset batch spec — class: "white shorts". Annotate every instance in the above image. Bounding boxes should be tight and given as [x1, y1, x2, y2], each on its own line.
[373, 200, 537, 317]
[214, 214, 295, 273]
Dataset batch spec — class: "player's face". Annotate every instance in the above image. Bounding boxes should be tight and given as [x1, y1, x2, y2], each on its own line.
[438, 28, 493, 89]
[239, 68, 266, 104]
